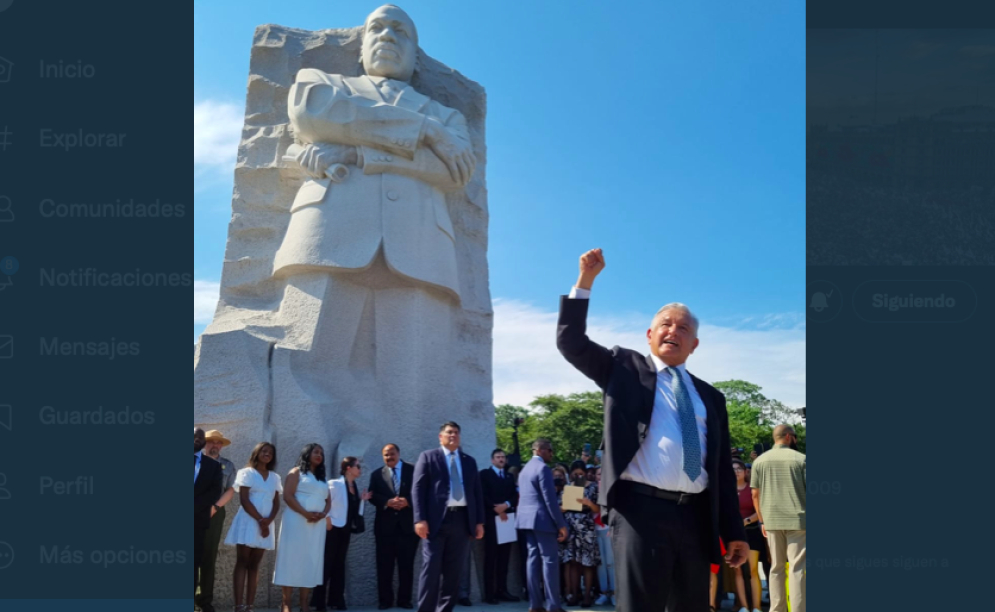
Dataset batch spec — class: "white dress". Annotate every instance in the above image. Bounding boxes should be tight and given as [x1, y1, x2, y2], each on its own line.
[223, 468, 283, 550]
[273, 471, 330, 587]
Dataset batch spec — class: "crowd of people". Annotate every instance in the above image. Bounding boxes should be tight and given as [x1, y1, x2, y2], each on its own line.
[193, 248, 806, 612]
[808, 174, 995, 265]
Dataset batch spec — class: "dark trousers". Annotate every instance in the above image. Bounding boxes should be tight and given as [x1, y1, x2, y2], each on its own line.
[417, 509, 470, 612]
[193, 526, 206, 594]
[376, 531, 420, 607]
[516, 530, 528, 595]
[196, 506, 226, 611]
[312, 526, 352, 609]
[612, 484, 710, 612]
[483, 523, 513, 599]
[523, 529, 560, 611]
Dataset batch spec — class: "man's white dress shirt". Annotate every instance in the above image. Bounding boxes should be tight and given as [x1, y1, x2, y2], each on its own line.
[568, 287, 709, 493]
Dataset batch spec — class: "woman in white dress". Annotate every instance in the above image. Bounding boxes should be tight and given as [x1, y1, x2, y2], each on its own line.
[224, 441, 282, 612]
[273, 443, 332, 612]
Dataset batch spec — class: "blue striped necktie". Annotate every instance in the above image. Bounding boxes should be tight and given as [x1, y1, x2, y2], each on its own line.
[449, 452, 464, 501]
[667, 366, 701, 481]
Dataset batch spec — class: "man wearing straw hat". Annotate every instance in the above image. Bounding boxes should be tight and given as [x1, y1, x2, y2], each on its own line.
[196, 430, 237, 612]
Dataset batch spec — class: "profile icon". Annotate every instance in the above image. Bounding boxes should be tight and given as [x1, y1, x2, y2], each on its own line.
[0, 196, 13, 222]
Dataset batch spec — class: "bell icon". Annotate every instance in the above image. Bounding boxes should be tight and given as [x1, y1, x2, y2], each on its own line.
[809, 290, 832, 312]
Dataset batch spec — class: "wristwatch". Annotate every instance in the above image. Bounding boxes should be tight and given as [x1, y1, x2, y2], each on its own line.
[213, 504, 221, 512]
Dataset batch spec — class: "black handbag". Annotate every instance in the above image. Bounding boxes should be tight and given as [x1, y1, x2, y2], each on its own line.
[351, 514, 366, 534]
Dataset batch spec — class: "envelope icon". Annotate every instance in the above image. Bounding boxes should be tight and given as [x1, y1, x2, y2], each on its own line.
[0, 335, 11, 359]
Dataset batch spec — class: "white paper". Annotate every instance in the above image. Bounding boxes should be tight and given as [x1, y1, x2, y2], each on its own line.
[495, 512, 517, 545]
[561, 485, 585, 512]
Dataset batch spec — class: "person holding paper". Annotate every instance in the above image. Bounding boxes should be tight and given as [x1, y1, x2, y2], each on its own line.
[559, 461, 601, 607]
[516, 439, 569, 612]
[479, 449, 520, 604]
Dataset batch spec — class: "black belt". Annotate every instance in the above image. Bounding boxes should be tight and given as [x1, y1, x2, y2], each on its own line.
[628, 482, 700, 505]
[446, 506, 466, 512]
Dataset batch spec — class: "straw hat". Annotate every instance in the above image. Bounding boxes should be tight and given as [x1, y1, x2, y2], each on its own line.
[204, 430, 231, 446]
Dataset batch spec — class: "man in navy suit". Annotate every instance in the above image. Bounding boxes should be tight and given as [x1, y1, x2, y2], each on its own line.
[557, 249, 748, 612]
[193, 428, 222, 595]
[412, 422, 485, 612]
[516, 438, 568, 612]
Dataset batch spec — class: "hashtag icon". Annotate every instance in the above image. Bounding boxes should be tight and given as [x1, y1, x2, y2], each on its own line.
[0, 126, 11, 151]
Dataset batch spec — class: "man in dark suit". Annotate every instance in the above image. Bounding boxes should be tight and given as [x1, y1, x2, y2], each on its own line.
[369, 443, 419, 610]
[479, 448, 520, 604]
[413, 421, 485, 612]
[556, 249, 748, 612]
[516, 438, 568, 612]
[194, 428, 223, 594]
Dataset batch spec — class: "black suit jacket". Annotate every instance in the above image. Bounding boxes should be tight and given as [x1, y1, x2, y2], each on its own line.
[194, 454, 223, 532]
[480, 467, 518, 529]
[412, 448, 485, 538]
[479, 467, 517, 531]
[556, 296, 746, 562]
[369, 460, 416, 536]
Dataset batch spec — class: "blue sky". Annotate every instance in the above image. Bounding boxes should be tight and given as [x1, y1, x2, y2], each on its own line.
[194, 0, 806, 407]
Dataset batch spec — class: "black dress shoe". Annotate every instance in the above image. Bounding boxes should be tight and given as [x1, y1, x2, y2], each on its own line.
[498, 592, 520, 602]
[458, 598, 473, 606]
[485, 597, 499, 605]
[378, 605, 391, 610]
[398, 604, 414, 610]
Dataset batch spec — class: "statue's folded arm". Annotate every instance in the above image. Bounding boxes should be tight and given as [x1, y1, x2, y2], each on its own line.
[288, 69, 425, 160]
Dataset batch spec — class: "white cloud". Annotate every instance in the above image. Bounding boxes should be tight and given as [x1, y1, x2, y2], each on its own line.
[194, 279, 221, 325]
[189, 291, 806, 407]
[492, 299, 806, 409]
[194, 100, 242, 169]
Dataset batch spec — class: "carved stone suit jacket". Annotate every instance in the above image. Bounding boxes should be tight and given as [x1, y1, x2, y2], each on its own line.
[274, 69, 470, 302]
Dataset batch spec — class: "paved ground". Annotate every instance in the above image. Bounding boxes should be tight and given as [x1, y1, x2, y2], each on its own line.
[251, 605, 614, 612]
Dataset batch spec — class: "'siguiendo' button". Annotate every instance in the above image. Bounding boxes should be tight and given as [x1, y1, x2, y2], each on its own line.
[852, 280, 977, 323]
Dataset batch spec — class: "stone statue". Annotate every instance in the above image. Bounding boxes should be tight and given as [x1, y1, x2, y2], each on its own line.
[275, 4, 476, 297]
[194, 7, 494, 606]
[265, 4, 479, 462]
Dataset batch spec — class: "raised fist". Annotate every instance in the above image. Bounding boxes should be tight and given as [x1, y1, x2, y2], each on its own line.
[579, 248, 606, 278]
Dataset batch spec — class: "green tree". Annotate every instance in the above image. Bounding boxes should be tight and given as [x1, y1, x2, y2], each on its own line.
[527, 392, 604, 464]
[714, 380, 805, 456]
[495, 404, 529, 430]
[493, 393, 605, 465]
[494, 381, 805, 467]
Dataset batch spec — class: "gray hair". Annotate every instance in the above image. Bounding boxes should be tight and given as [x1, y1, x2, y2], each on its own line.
[651, 303, 699, 337]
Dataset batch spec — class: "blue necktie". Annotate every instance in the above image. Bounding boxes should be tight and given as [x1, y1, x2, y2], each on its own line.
[393, 466, 400, 492]
[668, 367, 701, 482]
[449, 452, 464, 501]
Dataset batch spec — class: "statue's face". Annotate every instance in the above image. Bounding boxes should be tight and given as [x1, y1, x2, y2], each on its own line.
[362, 6, 418, 82]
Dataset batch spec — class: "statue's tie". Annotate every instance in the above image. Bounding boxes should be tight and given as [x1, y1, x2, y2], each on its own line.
[667, 367, 702, 482]
[449, 453, 464, 501]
